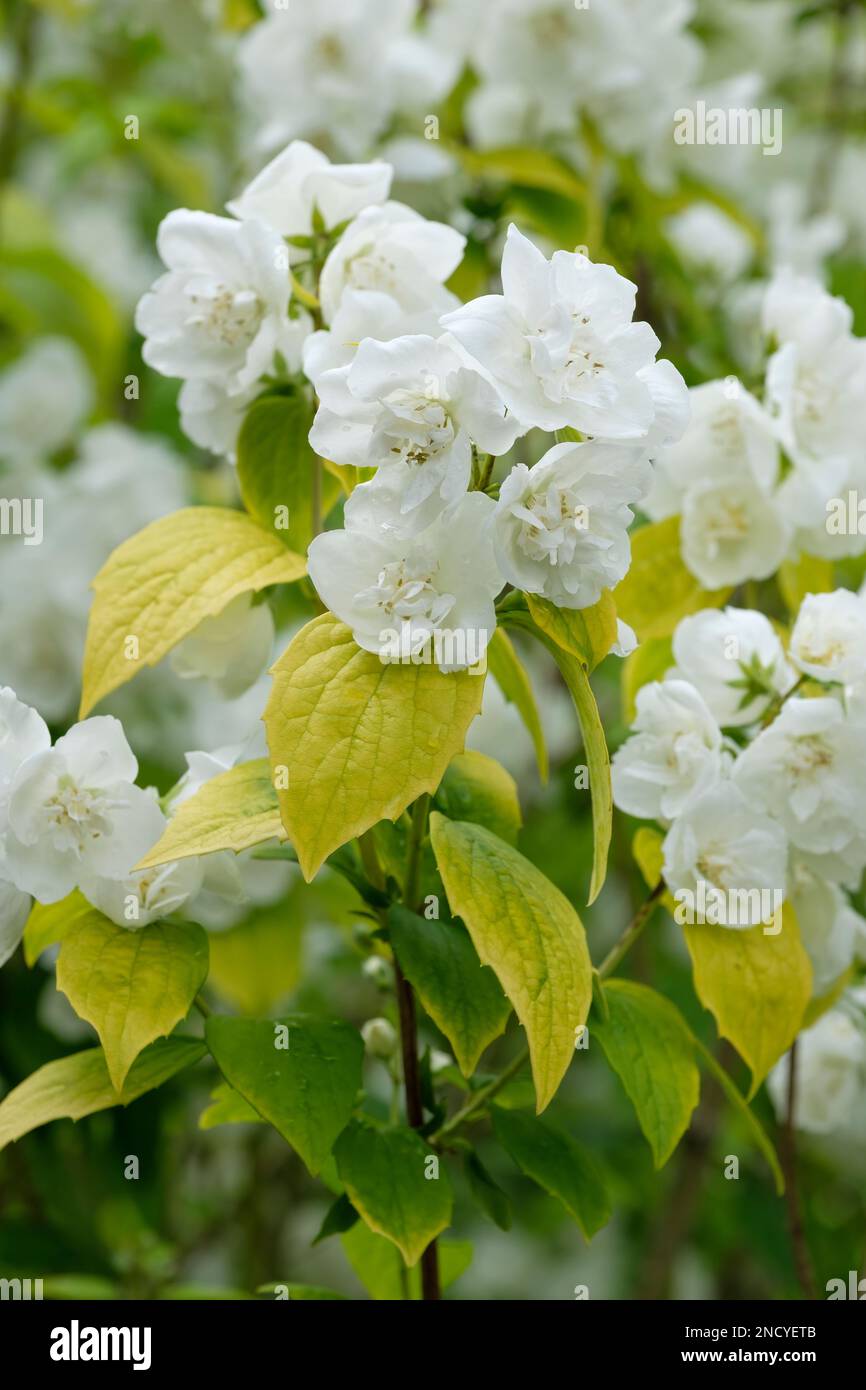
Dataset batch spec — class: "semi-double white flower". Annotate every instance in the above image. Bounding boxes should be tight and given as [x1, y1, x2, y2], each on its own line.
[227, 140, 392, 246]
[732, 695, 866, 886]
[136, 210, 308, 394]
[680, 473, 790, 589]
[669, 607, 795, 728]
[611, 679, 727, 823]
[310, 334, 519, 529]
[0, 687, 52, 967]
[442, 225, 688, 440]
[662, 783, 789, 928]
[307, 484, 501, 672]
[788, 856, 866, 995]
[492, 440, 651, 608]
[789, 589, 866, 687]
[3, 716, 166, 903]
[303, 289, 443, 388]
[319, 203, 465, 326]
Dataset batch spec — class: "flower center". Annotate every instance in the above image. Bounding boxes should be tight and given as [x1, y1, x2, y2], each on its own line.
[381, 392, 455, 468]
[356, 557, 455, 626]
[512, 483, 589, 567]
[43, 774, 118, 857]
[704, 501, 750, 555]
[187, 284, 264, 349]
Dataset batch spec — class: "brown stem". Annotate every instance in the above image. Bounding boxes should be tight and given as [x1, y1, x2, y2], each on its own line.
[782, 1041, 818, 1300]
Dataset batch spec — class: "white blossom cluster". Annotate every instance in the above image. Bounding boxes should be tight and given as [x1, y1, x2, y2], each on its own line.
[646, 273, 866, 588]
[612, 593, 866, 993]
[237, 0, 704, 167]
[0, 685, 291, 968]
[136, 141, 689, 671]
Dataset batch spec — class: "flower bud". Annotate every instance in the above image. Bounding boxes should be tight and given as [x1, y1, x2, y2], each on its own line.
[362, 1017, 398, 1061]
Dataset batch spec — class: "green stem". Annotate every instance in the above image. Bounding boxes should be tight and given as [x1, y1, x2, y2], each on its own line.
[597, 879, 665, 978]
[403, 793, 430, 913]
[193, 993, 211, 1019]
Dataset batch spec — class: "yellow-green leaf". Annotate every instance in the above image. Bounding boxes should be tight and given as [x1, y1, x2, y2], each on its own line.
[778, 553, 834, 615]
[525, 591, 617, 672]
[236, 391, 341, 553]
[684, 905, 812, 1096]
[264, 614, 485, 880]
[334, 1118, 453, 1266]
[459, 146, 586, 203]
[0, 1038, 205, 1152]
[56, 915, 209, 1091]
[22, 889, 93, 966]
[614, 516, 731, 641]
[433, 749, 521, 846]
[80, 507, 306, 716]
[137, 760, 283, 869]
[486, 628, 548, 781]
[430, 814, 591, 1112]
[207, 895, 305, 1016]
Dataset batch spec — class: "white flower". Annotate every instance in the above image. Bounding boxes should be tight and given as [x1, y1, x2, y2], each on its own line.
[178, 379, 256, 459]
[0, 879, 30, 969]
[319, 202, 465, 325]
[680, 474, 790, 589]
[0, 337, 92, 464]
[135, 210, 309, 394]
[611, 680, 726, 823]
[665, 204, 753, 283]
[767, 1006, 866, 1135]
[307, 488, 501, 672]
[3, 717, 165, 904]
[763, 272, 866, 476]
[227, 140, 392, 245]
[789, 590, 866, 687]
[442, 225, 688, 441]
[645, 380, 780, 522]
[732, 696, 866, 886]
[238, 1, 456, 160]
[788, 856, 866, 995]
[303, 289, 443, 388]
[171, 594, 275, 699]
[310, 334, 519, 529]
[670, 607, 795, 728]
[80, 856, 204, 930]
[662, 783, 789, 927]
[0, 686, 50, 817]
[493, 440, 651, 608]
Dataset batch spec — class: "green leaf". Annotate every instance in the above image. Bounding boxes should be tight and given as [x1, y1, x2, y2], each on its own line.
[621, 634, 674, 723]
[613, 516, 732, 641]
[22, 890, 93, 966]
[56, 916, 209, 1091]
[264, 614, 485, 880]
[0, 1038, 205, 1151]
[333, 1118, 453, 1266]
[137, 760, 283, 868]
[205, 1015, 363, 1176]
[80, 507, 306, 716]
[434, 749, 521, 845]
[524, 591, 617, 672]
[199, 1081, 264, 1130]
[593, 980, 700, 1167]
[313, 1192, 359, 1245]
[684, 904, 813, 1096]
[541, 645, 611, 904]
[429, 814, 591, 1112]
[465, 1150, 512, 1230]
[388, 906, 511, 1077]
[492, 1107, 610, 1239]
[236, 391, 339, 553]
[486, 628, 548, 781]
[340, 1222, 472, 1300]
